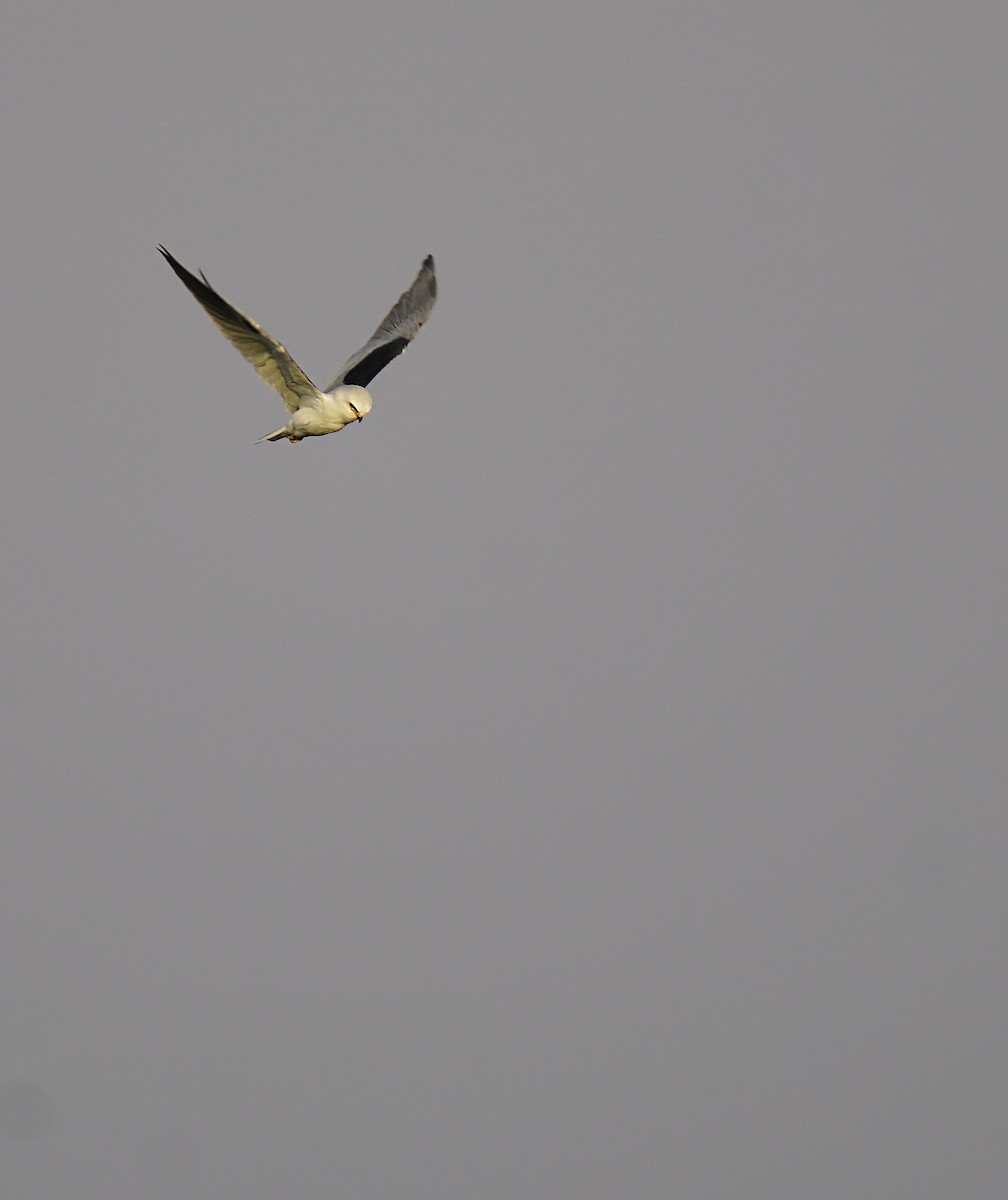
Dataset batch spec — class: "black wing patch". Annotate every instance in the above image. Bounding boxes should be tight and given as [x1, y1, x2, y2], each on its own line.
[339, 337, 410, 389]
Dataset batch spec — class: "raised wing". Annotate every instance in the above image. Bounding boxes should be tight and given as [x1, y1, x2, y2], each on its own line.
[159, 246, 319, 414]
[327, 255, 437, 392]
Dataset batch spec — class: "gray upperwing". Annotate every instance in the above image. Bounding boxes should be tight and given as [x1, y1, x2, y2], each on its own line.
[326, 255, 436, 392]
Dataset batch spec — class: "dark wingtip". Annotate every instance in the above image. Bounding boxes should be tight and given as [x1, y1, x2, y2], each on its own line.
[158, 245, 189, 277]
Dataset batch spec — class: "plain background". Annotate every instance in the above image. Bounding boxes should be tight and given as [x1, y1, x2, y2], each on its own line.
[3, 3, 1007, 1197]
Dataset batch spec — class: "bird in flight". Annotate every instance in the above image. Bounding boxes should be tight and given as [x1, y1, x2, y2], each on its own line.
[159, 247, 436, 443]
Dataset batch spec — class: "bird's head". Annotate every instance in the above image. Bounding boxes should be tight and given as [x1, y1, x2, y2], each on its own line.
[351, 390, 373, 422]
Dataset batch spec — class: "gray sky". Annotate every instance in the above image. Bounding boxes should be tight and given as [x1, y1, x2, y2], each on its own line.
[3, 2, 1007, 1197]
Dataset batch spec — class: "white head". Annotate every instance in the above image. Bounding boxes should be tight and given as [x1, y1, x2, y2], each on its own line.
[341, 385, 372, 421]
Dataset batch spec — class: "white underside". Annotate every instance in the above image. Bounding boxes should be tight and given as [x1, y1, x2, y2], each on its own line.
[258, 384, 372, 442]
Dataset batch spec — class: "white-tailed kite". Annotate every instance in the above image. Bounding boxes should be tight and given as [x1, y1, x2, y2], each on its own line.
[159, 247, 436, 443]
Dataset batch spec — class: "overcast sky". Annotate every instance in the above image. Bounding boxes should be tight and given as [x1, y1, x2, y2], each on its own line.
[3, 3, 1007, 1197]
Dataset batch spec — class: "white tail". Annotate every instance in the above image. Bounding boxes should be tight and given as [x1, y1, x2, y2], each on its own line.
[256, 427, 290, 443]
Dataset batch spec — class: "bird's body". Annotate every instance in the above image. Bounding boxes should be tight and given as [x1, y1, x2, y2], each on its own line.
[257, 385, 372, 443]
[158, 247, 436, 443]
